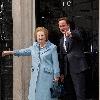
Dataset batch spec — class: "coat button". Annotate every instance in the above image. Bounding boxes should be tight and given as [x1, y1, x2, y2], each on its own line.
[37, 68, 39, 71]
[32, 68, 34, 72]
[38, 60, 40, 63]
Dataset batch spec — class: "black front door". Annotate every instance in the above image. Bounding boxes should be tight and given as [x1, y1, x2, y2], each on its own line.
[0, 0, 13, 100]
[35, 0, 99, 99]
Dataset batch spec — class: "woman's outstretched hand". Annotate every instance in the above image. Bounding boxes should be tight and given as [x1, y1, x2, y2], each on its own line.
[2, 51, 14, 57]
[2, 51, 9, 57]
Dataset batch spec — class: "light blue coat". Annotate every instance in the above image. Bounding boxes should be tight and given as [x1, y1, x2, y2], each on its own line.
[14, 41, 60, 100]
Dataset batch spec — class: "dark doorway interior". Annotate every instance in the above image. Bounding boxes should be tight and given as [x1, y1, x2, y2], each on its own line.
[35, 0, 99, 100]
[0, 0, 13, 100]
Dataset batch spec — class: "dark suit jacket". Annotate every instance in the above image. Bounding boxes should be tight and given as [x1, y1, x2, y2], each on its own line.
[59, 29, 88, 75]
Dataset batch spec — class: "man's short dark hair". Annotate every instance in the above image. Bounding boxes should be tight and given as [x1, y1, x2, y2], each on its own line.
[58, 17, 70, 25]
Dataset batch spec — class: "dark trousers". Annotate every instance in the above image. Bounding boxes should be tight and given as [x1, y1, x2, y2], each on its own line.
[63, 67, 86, 100]
[70, 72, 86, 100]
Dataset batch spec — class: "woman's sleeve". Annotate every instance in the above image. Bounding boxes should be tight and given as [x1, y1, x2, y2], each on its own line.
[52, 45, 60, 78]
[14, 46, 32, 56]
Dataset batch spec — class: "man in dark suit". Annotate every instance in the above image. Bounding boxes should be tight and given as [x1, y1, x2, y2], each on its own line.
[58, 17, 88, 100]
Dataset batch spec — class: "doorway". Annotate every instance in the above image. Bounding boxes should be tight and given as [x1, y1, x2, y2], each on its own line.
[0, 0, 13, 100]
[35, 0, 99, 99]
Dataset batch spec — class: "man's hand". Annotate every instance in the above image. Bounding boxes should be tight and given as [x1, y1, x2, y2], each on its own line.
[60, 74, 64, 82]
[65, 31, 72, 37]
[54, 77, 59, 82]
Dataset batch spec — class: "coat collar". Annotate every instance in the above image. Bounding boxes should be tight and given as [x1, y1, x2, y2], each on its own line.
[33, 40, 52, 51]
[32, 41, 52, 55]
[35, 40, 51, 48]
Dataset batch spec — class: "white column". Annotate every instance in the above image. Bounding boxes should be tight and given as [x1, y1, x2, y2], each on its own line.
[99, 2, 100, 100]
[12, 0, 35, 100]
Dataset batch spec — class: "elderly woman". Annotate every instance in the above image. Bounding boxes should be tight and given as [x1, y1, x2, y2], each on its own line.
[2, 27, 60, 100]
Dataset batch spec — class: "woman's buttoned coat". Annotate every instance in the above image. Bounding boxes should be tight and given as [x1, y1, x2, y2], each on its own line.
[14, 41, 60, 100]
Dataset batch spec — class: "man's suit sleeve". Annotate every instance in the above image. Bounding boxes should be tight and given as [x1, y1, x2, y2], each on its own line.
[59, 39, 65, 75]
[71, 29, 83, 41]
